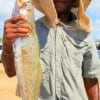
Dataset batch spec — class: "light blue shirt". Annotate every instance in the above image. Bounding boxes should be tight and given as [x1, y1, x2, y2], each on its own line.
[35, 17, 100, 100]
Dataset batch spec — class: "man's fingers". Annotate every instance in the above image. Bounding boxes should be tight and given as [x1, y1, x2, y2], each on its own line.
[5, 22, 31, 31]
[4, 23, 17, 29]
[6, 33, 29, 39]
[5, 27, 30, 33]
[5, 15, 27, 24]
[18, 23, 31, 29]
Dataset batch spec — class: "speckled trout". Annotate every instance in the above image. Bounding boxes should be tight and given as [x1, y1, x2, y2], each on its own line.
[12, 0, 42, 100]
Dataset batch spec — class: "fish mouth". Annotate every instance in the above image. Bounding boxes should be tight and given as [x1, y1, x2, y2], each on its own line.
[18, 0, 30, 6]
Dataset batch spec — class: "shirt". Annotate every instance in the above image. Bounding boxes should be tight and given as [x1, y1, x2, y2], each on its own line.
[35, 17, 100, 100]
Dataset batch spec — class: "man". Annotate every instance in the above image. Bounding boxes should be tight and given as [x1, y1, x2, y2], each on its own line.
[2, 0, 100, 100]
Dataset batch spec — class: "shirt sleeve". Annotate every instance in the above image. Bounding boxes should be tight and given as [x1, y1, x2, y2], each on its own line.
[82, 34, 100, 78]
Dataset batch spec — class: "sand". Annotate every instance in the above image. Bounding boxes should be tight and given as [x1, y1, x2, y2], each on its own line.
[0, 63, 21, 100]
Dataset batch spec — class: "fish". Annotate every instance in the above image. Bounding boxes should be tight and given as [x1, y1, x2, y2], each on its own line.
[12, 0, 42, 100]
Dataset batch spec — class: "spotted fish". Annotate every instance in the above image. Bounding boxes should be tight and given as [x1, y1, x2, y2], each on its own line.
[12, 0, 42, 100]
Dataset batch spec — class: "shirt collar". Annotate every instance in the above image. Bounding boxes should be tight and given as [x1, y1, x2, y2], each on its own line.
[40, 16, 78, 30]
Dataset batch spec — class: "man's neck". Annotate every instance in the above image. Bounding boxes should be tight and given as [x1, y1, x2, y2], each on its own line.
[57, 11, 72, 24]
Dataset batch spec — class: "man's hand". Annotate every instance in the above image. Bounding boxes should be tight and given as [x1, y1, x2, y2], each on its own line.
[4, 15, 31, 53]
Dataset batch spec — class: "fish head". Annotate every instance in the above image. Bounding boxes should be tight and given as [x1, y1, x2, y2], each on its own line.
[17, 0, 30, 6]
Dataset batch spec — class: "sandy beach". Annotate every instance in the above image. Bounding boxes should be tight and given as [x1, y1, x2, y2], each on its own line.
[0, 63, 21, 100]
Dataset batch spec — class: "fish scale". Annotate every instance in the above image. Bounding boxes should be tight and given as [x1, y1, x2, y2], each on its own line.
[13, 0, 42, 100]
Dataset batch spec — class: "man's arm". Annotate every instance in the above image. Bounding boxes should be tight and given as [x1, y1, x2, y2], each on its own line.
[84, 78, 99, 100]
[1, 43, 16, 77]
